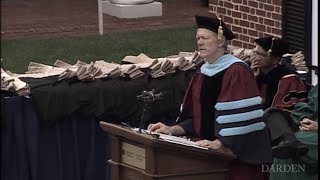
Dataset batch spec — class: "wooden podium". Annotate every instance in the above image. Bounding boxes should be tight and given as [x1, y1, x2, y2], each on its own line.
[100, 122, 236, 180]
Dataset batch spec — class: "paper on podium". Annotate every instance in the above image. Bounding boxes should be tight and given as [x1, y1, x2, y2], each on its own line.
[132, 128, 208, 150]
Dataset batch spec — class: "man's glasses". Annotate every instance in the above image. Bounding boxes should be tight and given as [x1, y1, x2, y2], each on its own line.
[254, 51, 268, 58]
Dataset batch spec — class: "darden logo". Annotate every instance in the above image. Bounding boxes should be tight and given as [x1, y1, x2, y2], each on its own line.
[261, 164, 305, 173]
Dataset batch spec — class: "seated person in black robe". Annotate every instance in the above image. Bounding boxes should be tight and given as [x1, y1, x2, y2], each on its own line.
[251, 37, 307, 111]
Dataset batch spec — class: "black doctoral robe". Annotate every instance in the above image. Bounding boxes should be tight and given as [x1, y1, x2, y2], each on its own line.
[177, 54, 272, 165]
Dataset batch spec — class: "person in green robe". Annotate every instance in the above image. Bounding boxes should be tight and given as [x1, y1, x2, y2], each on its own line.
[269, 83, 318, 180]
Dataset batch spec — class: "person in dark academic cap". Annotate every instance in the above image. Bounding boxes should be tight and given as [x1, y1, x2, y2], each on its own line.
[252, 36, 310, 167]
[252, 36, 307, 111]
[148, 12, 273, 180]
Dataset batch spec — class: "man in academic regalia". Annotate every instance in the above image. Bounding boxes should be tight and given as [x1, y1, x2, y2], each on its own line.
[251, 37, 311, 158]
[251, 37, 307, 111]
[148, 12, 273, 180]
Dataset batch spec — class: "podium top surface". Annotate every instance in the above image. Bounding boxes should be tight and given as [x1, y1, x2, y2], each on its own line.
[99, 121, 236, 160]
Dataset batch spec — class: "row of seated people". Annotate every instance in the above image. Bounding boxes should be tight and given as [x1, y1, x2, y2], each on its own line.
[252, 37, 317, 180]
[248, 37, 316, 179]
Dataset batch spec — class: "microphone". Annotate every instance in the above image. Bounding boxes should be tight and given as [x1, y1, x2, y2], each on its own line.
[136, 89, 166, 103]
[137, 89, 167, 133]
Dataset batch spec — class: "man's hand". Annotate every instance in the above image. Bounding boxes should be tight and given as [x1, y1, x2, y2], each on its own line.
[196, 139, 222, 149]
[196, 139, 236, 156]
[147, 123, 185, 135]
[299, 118, 318, 131]
[250, 57, 261, 77]
[147, 122, 171, 134]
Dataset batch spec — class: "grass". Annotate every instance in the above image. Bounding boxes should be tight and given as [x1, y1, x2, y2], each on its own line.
[1, 26, 198, 73]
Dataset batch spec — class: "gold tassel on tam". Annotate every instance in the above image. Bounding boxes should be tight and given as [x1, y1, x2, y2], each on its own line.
[267, 37, 275, 56]
[217, 17, 223, 40]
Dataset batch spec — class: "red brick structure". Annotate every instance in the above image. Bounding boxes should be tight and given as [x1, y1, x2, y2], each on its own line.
[209, 0, 283, 49]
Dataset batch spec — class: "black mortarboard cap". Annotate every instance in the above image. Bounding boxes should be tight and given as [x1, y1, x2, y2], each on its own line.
[254, 36, 289, 57]
[195, 12, 236, 41]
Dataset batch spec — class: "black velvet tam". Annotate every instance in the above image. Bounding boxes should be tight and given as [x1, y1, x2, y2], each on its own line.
[254, 36, 289, 57]
[195, 12, 236, 41]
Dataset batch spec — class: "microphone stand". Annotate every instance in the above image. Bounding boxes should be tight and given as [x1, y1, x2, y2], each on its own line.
[137, 89, 163, 133]
[138, 100, 148, 133]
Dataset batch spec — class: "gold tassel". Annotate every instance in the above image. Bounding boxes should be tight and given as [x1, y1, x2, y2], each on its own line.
[217, 17, 223, 40]
[267, 37, 275, 56]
